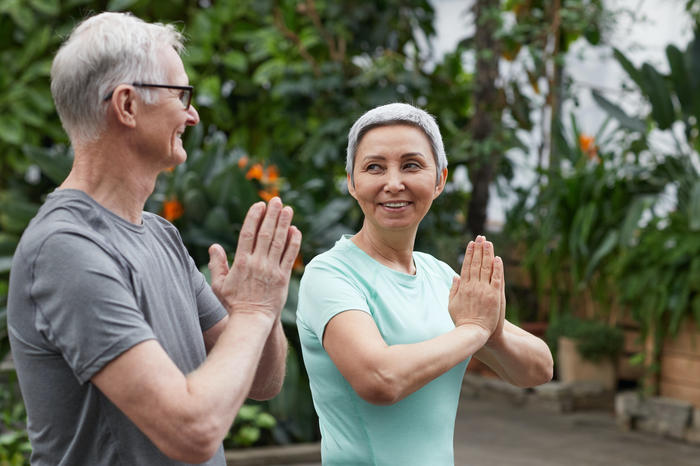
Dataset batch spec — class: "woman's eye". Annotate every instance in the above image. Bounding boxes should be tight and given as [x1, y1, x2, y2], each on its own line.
[366, 163, 382, 171]
[404, 162, 421, 169]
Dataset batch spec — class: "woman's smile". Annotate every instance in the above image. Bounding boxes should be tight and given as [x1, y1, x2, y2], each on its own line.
[348, 124, 446, 236]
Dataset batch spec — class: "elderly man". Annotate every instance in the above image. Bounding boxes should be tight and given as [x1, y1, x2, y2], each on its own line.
[7, 12, 301, 465]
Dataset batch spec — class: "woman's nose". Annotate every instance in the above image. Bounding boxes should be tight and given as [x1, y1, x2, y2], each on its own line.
[383, 169, 405, 192]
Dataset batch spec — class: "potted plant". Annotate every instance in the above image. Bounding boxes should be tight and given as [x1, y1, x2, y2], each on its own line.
[547, 314, 624, 390]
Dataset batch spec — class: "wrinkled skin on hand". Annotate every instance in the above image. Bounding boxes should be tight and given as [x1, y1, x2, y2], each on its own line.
[207, 197, 302, 320]
[448, 235, 504, 337]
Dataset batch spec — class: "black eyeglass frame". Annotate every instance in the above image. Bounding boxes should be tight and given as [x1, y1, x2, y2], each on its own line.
[104, 82, 194, 110]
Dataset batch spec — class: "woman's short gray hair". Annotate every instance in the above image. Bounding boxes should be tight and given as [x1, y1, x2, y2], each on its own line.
[346, 103, 447, 185]
[50, 12, 184, 142]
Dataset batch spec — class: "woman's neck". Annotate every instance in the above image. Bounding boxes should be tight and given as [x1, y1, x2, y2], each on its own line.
[351, 223, 417, 275]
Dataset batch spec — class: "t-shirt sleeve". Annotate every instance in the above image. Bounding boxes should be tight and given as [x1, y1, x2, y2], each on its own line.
[30, 232, 156, 384]
[297, 261, 370, 342]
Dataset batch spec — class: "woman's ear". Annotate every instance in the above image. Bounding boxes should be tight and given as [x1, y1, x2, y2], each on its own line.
[347, 173, 358, 199]
[434, 167, 448, 199]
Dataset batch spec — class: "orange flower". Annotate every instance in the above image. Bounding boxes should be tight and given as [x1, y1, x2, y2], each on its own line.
[293, 252, 304, 271]
[258, 187, 279, 202]
[164, 166, 176, 173]
[265, 165, 279, 182]
[578, 134, 599, 161]
[162, 198, 184, 222]
[246, 163, 264, 180]
[579, 134, 594, 152]
[237, 155, 249, 169]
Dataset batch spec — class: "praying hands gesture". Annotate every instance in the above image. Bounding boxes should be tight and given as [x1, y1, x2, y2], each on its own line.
[208, 197, 302, 321]
[448, 235, 504, 340]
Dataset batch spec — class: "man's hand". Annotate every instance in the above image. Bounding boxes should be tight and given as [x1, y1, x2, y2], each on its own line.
[448, 235, 503, 337]
[207, 197, 302, 320]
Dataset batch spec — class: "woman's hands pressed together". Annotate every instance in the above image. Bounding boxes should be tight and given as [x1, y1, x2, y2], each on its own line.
[448, 235, 504, 341]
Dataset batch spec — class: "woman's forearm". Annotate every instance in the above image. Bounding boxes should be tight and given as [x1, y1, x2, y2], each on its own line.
[474, 320, 553, 387]
[351, 323, 490, 405]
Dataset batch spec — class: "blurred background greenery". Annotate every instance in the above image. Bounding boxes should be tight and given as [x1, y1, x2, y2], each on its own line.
[1, 0, 700, 463]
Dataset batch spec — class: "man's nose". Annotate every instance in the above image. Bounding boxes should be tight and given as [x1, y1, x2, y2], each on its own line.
[186, 104, 200, 126]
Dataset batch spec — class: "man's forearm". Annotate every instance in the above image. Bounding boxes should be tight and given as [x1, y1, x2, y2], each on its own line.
[248, 320, 287, 400]
[185, 311, 278, 438]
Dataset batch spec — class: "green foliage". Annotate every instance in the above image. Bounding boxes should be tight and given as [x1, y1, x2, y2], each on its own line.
[546, 314, 624, 363]
[224, 404, 277, 448]
[614, 158, 700, 339]
[0, 373, 30, 465]
[505, 114, 667, 319]
[595, 30, 700, 342]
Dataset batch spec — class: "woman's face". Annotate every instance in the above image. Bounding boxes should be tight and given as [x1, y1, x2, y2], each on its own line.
[348, 124, 447, 235]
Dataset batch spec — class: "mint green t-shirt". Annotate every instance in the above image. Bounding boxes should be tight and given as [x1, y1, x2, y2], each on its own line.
[297, 235, 470, 466]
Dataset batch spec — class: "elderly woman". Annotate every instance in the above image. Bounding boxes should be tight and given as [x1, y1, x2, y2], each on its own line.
[296, 103, 552, 466]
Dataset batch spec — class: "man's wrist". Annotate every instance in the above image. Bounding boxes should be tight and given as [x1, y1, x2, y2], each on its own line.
[226, 307, 278, 331]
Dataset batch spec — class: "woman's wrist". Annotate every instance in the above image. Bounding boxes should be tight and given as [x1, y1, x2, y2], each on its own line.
[454, 323, 491, 348]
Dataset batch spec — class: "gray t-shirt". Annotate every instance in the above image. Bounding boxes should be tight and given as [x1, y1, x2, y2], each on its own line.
[7, 189, 228, 465]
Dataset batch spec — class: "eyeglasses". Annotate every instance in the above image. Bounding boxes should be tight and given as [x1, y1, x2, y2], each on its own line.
[104, 82, 194, 110]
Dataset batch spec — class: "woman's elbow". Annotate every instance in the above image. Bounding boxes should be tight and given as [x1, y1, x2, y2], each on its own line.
[518, 352, 554, 388]
[353, 370, 402, 405]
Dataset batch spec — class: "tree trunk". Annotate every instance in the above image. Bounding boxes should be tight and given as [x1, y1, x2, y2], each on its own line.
[467, 0, 501, 236]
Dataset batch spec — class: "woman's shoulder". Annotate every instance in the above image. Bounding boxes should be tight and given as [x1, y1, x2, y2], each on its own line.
[301, 236, 378, 290]
[414, 251, 457, 278]
[306, 235, 363, 269]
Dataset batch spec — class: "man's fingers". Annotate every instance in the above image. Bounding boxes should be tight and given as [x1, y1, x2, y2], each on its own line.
[254, 197, 283, 255]
[460, 241, 475, 280]
[269, 206, 294, 260]
[480, 241, 494, 282]
[237, 202, 266, 254]
[280, 226, 302, 271]
[208, 243, 229, 278]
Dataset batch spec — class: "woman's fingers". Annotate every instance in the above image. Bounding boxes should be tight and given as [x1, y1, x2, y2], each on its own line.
[480, 241, 494, 282]
[460, 241, 474, 280]
[491, 256, 503, 290]
[469, 236, 484, 282]
[449, 276, 460, 301]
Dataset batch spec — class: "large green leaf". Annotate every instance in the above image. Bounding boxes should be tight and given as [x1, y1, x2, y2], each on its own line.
[22, 145, 72, 184]
[666, 44, 692, 116]
[613, 48, 644, 91]
[591, 90, 645, 132]
[689, 180, 700, 231]
[619, 197, 649, 247]
[641, 63, 675, 130]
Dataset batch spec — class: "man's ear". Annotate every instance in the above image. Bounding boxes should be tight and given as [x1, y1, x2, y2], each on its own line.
[110, 85, 138, 128]
[434, 167, 448, 199]
[347, 173, 357, 199]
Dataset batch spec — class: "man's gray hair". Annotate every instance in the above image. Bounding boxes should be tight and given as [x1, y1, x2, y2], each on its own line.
[346, 103, 447, 185]
[50, 12, 184, 142]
